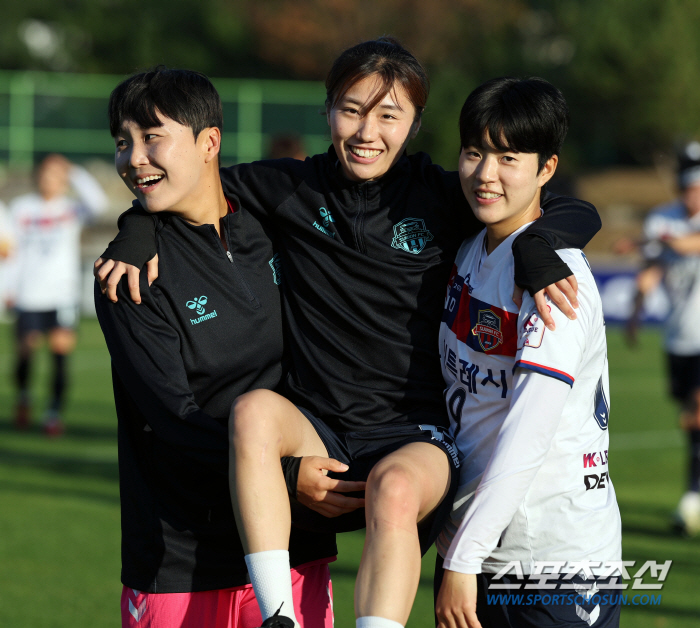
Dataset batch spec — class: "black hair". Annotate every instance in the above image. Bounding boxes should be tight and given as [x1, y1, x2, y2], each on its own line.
[325, 36, 429, 121]
[108, 67, 223, 140]
[459, 77, 568, 172]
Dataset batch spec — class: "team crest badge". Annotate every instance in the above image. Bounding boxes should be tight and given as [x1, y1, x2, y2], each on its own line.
[472, 309, 504, 351]
[391, 218, 434, 255]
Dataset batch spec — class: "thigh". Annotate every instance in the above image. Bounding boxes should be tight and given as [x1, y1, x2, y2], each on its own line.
[292, 561, 334, 628]
[120, 586, 266, 628]
[16, 311, 50, 350]
[121, 587, 216, 628]
[235, 562, 334, 628]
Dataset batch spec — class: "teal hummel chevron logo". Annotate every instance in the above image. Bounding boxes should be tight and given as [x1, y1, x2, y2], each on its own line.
[186, 296, 208, 315]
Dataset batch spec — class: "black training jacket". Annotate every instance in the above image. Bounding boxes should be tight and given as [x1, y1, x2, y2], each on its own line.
[103, 147, 601, 434]
[95, 207, 336, 593]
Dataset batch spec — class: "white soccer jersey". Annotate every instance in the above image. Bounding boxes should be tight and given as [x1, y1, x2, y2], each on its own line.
[5, 166, 108, 311]
[436, 225, 621, 575]
[643, 199, 700, 355]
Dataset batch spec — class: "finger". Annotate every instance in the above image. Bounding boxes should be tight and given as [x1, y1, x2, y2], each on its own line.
[320, 492, 366, 509]
[435, 611, 460, 628]
[146, 254, 159, 286]
[466, 609, 483, 628]
[127, 266, 142, 304]
[545, 283, 576, 320]
[533, 290, 555, 331]
[511, 285, 524, 308]
[322, 479, 366, 493]
[105, 262, 128, 303]
[314, 457, 350, 473]
[96, 258, 116, 287]
[93, 257, 105, 277]
[555, 276, 579, 309]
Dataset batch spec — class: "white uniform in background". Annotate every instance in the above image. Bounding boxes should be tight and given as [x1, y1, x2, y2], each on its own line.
[642, 199, 700, 355]
[5, 165, 108, 317]
[0, 201, 11, 310]
[437, 223, 621, 575]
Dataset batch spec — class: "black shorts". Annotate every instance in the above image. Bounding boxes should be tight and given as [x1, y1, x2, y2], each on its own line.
[667, 353, 700, 403]
[16, 308, 78, 337]
[434, 556, 621, 628]
[289, 407, 460, 555]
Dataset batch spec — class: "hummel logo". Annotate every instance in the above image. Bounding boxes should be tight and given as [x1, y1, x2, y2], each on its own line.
[128, 589, 147, 622]
[319, 207, 335, 228]
[186, 296, 208, 315]
[312, 207, 336, 238]
[186, 296, 218, 326]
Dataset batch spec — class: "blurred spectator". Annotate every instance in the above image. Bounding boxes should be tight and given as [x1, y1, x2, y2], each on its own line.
[627, 141, 700, 535]
[5, 154, 108, 435]
[0, 201, 11, 316]
[268, 133, 306, 160]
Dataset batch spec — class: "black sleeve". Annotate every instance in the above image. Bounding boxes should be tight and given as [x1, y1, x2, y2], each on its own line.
[219, 160, 301, 223]
[94, 275, 228, 472]
[512, 193, 602, 294]
[100, 160, 299, 268]
[101, 204, 158, 269]
[281, 456, 302, 499]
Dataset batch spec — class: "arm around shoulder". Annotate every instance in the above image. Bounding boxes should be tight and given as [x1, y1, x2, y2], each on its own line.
[101, 204, 158, 268]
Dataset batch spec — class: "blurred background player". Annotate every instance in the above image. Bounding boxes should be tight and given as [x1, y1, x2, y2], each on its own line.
[267, 133, 307, 160]
[5, 153, 108, 435]
[626, 141, 700, 536]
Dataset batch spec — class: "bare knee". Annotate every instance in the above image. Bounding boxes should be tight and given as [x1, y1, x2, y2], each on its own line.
[48, 329, 76, 354]
[229, 389, 284, 450]
[366, 461, 421, 524]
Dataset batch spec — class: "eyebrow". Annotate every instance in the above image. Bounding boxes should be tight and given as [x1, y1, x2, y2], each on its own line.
[342, 95, 403, 112]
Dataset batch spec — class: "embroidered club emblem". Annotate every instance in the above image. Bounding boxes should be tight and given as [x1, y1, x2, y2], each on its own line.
[472, 309, 504, 352]
[391, 217, 434, 255]
[186, 296, 208, 316]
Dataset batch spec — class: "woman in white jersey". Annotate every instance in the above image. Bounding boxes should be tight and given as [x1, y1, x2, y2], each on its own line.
[6, 154, 108, 435]
[435, 77, 622, 628]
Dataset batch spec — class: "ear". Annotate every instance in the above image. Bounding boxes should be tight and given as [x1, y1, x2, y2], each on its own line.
[202, 127, 222, 164]
[326, 106, 331, 127]
[537, 154, 558, 188]
[410, 117, 422, 140]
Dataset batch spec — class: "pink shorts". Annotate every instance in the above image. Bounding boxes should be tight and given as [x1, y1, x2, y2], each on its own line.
[121, 559, 334, 628]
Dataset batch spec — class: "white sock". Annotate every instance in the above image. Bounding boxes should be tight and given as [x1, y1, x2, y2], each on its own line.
[245, 550, 298, 626]
[356, 617, 404, 628]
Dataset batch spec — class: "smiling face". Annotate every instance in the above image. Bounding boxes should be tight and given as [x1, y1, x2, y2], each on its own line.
[327, 75, 419, 183]
[114, 111, 221, 220]
[459, 134, 557, 252]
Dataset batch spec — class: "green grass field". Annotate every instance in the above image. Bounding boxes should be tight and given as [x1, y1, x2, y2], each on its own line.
[0, 320, 698, 627]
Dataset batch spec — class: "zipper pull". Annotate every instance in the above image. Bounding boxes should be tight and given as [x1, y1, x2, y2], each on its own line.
[226, 251, 233, 263]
